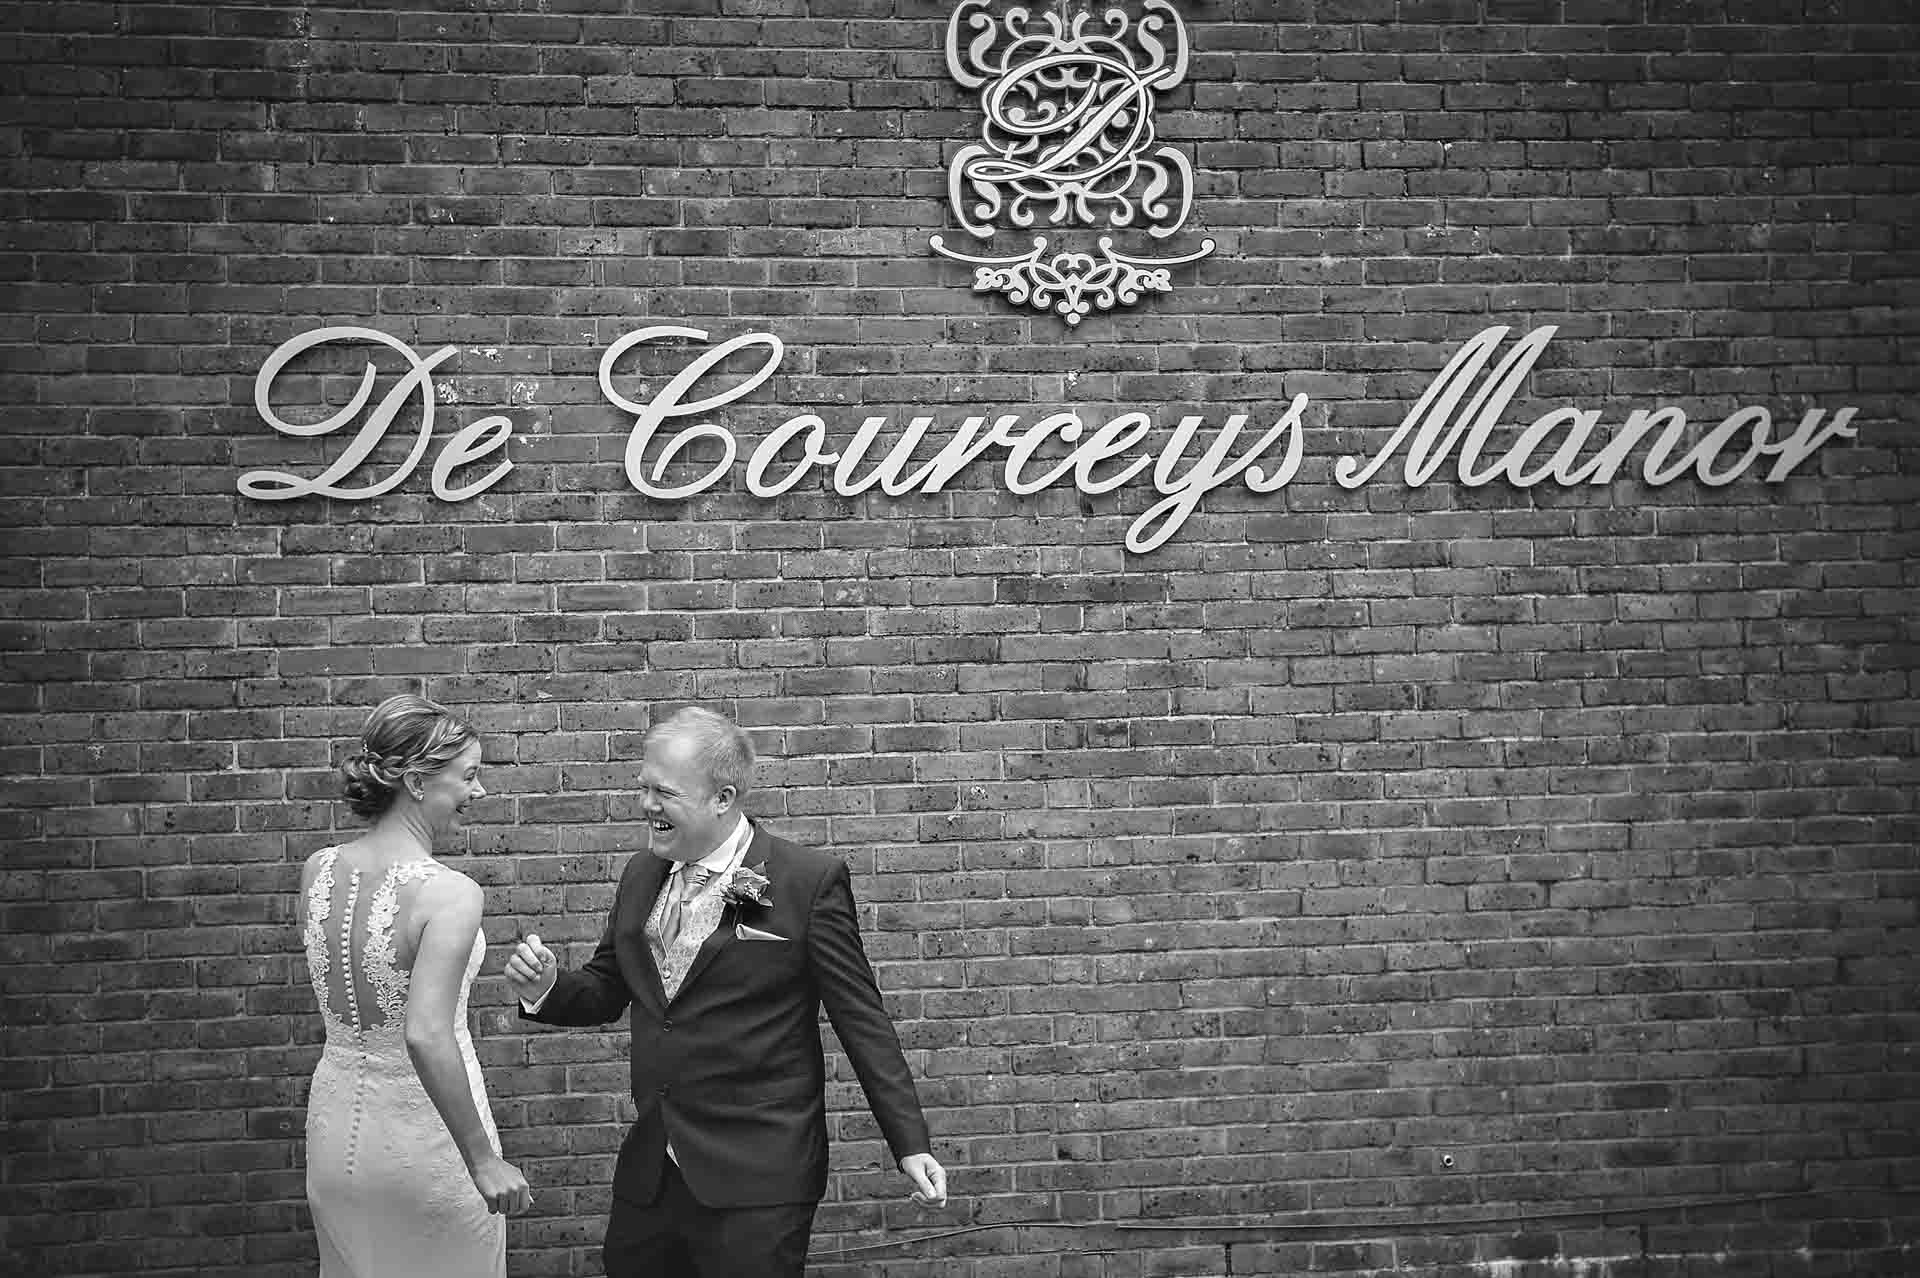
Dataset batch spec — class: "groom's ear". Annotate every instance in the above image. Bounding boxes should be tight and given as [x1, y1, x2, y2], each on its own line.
[713, 784, 737, 812]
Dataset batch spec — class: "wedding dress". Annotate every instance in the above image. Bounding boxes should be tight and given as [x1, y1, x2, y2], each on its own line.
[301, 849, 505, 1277]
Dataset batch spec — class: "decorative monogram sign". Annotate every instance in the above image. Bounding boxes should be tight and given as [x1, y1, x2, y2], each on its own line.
[928, 0, 1214, 325]
[237, 325, 1860, 555]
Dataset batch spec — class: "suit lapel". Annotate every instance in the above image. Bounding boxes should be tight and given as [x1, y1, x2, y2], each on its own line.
[628, 855, 672, 1015]
[672, 827, 772, 1001]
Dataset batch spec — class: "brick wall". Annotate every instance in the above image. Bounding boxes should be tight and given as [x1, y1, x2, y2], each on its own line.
[3, 1, 1917, 1275]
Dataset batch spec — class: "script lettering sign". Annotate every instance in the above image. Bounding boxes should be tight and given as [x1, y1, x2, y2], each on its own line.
[240, 325, 1859, 554]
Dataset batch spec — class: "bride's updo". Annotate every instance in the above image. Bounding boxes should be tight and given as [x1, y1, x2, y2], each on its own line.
[341, 694, 479, 819]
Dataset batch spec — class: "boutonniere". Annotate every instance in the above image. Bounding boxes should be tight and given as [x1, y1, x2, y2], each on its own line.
[718, 862, 772, 910]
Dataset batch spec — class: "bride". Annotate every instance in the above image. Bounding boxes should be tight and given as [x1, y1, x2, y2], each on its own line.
[297, 694, 531, 1276]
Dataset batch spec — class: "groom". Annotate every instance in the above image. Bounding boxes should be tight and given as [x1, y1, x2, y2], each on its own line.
[504, 706, 946, 1276]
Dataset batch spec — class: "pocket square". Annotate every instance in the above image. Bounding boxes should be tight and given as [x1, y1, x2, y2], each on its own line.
[735, 923, 787, 942]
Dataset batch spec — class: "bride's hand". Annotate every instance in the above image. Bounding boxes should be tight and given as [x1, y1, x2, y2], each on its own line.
[472, 1155, 532, 1215]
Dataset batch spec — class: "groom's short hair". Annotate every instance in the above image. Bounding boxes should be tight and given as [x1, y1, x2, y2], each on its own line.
[649, 706, 755, 800]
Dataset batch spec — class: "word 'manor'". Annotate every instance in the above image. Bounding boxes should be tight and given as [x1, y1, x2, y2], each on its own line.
[239, 324, 1858, 553]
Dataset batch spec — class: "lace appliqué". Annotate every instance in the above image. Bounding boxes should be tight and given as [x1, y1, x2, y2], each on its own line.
[367, 860, 444, 1025]
[303, 851, 448, 1033]
[303, 849, 340, 1026]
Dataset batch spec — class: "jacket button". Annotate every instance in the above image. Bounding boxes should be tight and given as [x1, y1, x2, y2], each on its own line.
[662, 1019, 673, 1030]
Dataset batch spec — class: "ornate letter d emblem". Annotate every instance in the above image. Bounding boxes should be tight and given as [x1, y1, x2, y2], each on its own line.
[930, 0, 1215, 326]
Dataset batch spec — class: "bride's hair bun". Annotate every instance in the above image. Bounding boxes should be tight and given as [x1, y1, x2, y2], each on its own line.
[340, 750, 408, 818]
[341, 695, 478, 820]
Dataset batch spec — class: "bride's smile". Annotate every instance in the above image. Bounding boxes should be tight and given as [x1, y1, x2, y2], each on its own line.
[414, 741, 486, 835]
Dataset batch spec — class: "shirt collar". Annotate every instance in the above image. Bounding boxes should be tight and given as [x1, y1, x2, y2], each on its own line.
[686, 814, 751, 880]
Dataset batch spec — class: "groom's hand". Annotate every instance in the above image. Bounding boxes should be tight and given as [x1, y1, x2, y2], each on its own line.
[505, 933, 558, 1005]
[899, 1153, 948, 1208]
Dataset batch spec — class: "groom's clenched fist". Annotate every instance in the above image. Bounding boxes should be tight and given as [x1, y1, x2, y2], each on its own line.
[505, 933, 558, 1005]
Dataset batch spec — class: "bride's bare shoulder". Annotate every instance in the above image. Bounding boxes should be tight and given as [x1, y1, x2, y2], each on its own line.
[415, 864, 484, 912]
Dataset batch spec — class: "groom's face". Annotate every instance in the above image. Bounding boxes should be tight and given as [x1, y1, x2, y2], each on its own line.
[639, 733, 735, 863]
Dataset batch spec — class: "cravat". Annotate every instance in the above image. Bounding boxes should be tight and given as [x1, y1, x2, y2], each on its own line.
[661, 864, 714, 951]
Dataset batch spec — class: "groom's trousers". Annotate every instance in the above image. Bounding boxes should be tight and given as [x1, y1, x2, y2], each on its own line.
[602, 1156, 815, 1278]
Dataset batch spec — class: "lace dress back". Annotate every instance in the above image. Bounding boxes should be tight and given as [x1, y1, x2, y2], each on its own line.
[301, 848, 504, 1277]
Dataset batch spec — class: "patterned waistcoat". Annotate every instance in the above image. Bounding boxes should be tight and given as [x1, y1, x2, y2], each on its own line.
[645, 873, 729, 1002]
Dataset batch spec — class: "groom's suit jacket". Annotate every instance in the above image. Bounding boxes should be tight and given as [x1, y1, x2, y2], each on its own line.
[522, 826, 930, 1209]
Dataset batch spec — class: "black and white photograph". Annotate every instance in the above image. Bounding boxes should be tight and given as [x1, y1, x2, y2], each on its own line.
[2, 1, 1916, 1275]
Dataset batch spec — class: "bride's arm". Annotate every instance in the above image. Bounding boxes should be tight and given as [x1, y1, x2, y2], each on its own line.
[404, 874, 530, 1215]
